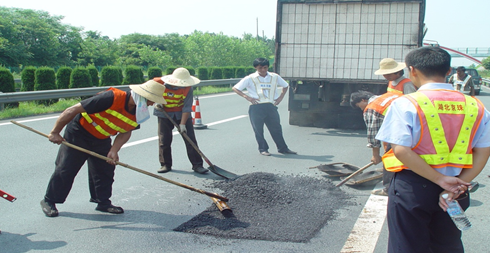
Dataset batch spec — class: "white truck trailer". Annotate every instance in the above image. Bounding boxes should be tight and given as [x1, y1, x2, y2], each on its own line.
[274, 0, 426, 129]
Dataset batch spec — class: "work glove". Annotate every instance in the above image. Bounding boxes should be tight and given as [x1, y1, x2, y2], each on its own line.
[179, 124, 187, 134]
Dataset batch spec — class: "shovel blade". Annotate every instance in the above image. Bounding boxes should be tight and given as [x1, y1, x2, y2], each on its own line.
[207, 165, 239, 180]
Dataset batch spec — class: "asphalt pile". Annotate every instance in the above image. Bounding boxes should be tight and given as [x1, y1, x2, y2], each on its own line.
[174, 172, 353, 242]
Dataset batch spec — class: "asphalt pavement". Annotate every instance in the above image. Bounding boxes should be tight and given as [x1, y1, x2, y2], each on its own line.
[1, 89, 489, 252]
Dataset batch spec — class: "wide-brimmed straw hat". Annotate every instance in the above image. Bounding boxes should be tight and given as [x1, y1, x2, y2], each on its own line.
[374, 58, 406, 75]
[161, 68, 200, 87]
[129, 80, 167, 104]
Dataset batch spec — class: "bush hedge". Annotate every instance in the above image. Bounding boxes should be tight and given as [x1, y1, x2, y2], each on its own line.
[56, 66, 72, 89]
[100, 66, 123, 86]
[0, 67, 19, 108]
[87, 66, 99, 86]
[197, 67, 209, 80]
[222, 67, 235, 79]
[210, 67, 223, 80]
[20, 66, 37, 91]
[148, 67, 163, 80]
[235, 67, 246, 78]
[123, 65, 144, 84]
[35, 67, 57, 105]
[165, 67, 177, 75]
[70, 67, 92, 88]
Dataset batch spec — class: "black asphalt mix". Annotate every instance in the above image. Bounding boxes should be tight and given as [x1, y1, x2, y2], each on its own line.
[174, 172, 354, 242]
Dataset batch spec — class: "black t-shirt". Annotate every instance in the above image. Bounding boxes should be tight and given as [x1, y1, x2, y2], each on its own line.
[66, 89, 139, 139]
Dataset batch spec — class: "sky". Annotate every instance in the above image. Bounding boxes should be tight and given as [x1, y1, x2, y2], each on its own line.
[3, 0, 490, 65]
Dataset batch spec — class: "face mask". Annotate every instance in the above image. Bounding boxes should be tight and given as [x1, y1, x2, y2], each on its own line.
[131, 90, 150, 124]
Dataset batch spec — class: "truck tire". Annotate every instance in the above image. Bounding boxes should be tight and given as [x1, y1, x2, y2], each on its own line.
[475, 90, 480, 95]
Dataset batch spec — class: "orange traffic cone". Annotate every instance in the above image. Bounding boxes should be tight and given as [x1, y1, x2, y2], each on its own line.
[192, 96, 207, 129]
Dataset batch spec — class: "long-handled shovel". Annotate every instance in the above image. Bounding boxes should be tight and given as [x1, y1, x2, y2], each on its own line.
[155, 106, 239, 180]
[335, 162, 374, 187]
[11, 121, 229, 202]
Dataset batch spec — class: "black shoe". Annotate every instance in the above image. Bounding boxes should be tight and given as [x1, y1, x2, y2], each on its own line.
[279, 149, 297, 154]
[192, 166, 209, 174]
[89, 198, 100, 203]
[40, 199, 59, 217]
[157, 166, 172, 173]
[96, 204, 124, 214]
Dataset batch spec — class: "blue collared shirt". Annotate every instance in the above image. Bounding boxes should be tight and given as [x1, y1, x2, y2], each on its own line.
[376, 83, 490, 176]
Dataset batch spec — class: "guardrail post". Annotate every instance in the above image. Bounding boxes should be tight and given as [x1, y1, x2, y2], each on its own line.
[0, 92, 3, 111]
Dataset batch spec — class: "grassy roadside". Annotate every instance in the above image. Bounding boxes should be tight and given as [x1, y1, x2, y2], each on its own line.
[0, 86, 233, 120]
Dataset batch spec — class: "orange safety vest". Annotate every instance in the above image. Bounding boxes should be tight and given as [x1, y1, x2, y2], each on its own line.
[153, 77, 191, 112]
[382, 90, 484, 172]
[79, 87, 138, 139]
[387, 78, 411, 94]
[364, 92, 402, 116]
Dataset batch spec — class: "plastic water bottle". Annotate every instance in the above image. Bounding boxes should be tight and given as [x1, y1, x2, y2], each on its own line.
[442, 193, 472, 231]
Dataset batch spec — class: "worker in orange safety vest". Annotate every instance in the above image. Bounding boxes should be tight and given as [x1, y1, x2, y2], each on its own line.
[350, 90, 402, 196]
[376, 46, 490, 253]
[375, 58, 417, 94]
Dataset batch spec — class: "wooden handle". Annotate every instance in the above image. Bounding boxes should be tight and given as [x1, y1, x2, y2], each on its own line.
[335, 162, 374, 187]
[154, 106, 214, 166]
[10, 120, 228, 202]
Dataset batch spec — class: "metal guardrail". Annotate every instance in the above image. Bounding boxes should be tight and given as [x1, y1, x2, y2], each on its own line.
[482, 78, 490, 86]
[0, 78, 241, 107]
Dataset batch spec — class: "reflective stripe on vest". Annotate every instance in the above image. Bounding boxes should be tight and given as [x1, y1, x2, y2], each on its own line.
[387, 78, 411, 94]
[382, 91, 481, 172]
[250, 73, 279, 104]
[363, 92, 401, 116]
[162, 87, 190, 111]
[79, 88, 138, 139]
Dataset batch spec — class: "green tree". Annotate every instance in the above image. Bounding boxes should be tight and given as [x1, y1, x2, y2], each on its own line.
[77, 31, 117, 66]
[0, 7, 83, 67]
[482, 57, 490, 70]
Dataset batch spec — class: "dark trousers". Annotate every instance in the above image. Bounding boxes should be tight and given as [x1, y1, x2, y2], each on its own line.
[387, 170, 469, 253]
[157, 116, 203, 168]
[45, 130, 114, 206]
[248, 103, 288, 153]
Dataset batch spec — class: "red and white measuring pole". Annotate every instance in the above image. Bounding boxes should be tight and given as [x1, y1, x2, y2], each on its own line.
[0, 189, 17, 202]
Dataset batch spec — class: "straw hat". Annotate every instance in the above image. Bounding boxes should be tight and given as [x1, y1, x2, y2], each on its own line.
[162, 68, 200, 87]
[129, 80, 167, 104]
[374, 58, 406, 75]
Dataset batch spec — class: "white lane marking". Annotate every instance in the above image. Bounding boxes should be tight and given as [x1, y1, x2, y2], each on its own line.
[122, 115, 248, 148]
[197, 92, 236, 99]
[340, 194, 388, 253]
[0, 116, 59, 126]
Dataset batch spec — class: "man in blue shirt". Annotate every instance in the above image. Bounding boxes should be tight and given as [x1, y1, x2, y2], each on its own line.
[376, 47, 490, 253]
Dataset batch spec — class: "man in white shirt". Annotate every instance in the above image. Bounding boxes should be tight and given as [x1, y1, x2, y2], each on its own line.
[232, 58, 296, 156]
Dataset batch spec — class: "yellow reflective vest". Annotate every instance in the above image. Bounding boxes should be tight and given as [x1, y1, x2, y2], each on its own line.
[382, 90, 484, 172]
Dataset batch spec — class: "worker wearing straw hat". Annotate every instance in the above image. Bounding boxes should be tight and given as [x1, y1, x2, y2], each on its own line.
[375, 58, 417, 95]
[40, 80, 167, 217]
[153, 68, 208, 174]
